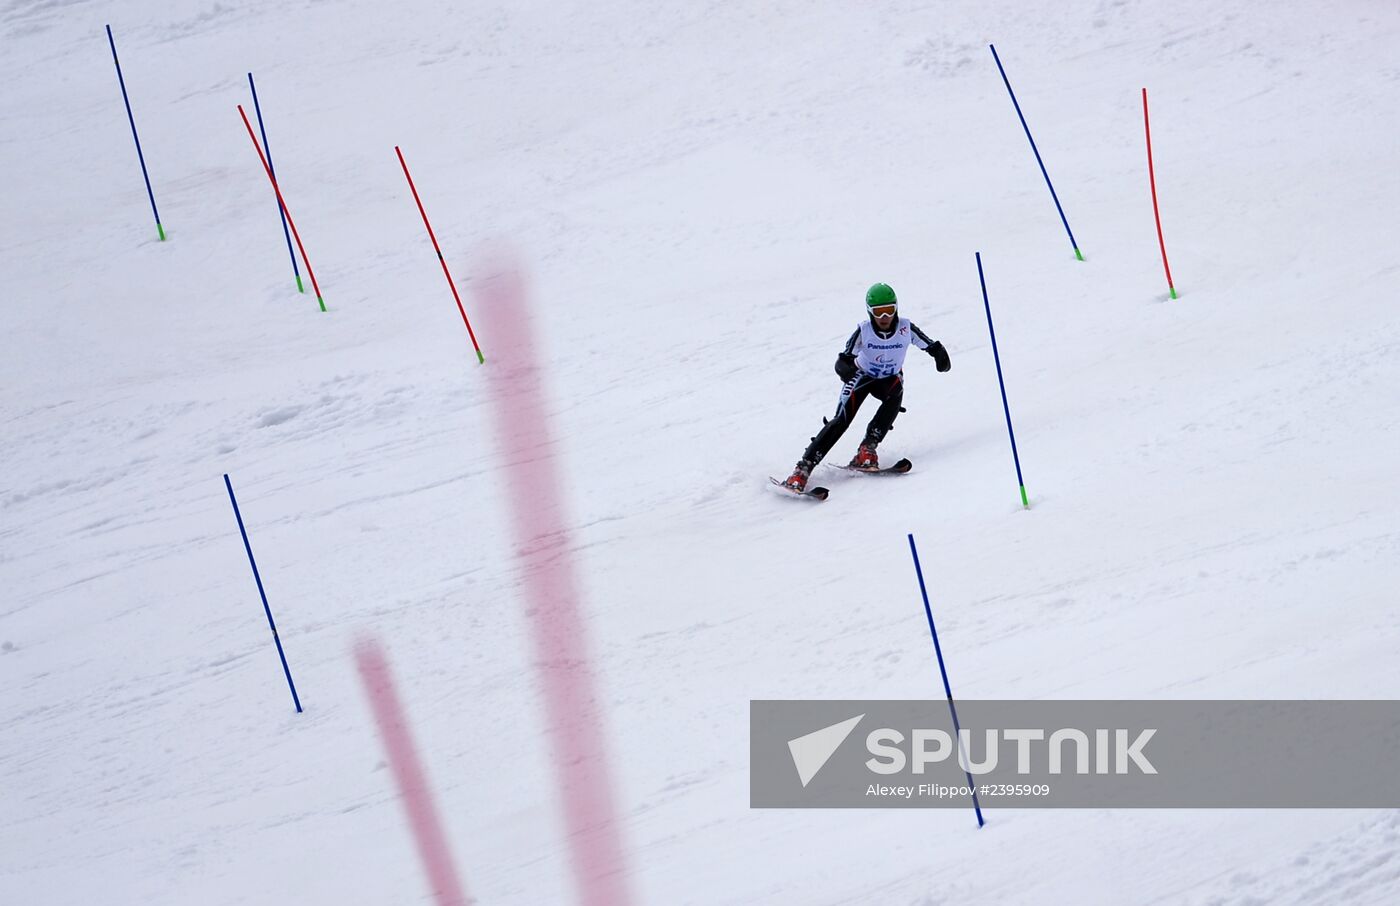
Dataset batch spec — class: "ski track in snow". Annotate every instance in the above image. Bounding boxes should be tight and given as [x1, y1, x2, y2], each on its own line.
[3, 0, 1400, 903]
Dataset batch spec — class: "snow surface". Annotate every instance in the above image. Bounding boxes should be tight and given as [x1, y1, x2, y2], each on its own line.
[4, 0, 1400, 903]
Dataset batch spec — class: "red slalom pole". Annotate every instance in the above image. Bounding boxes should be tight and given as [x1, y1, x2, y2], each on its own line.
[356, 639, 471, 906]
[237, 105, 327, 311]
[1143, 88, 1178, 300]
[395, 146, 485, 364]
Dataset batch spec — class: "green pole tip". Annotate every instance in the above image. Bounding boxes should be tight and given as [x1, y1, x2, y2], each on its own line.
[1073, 247, 1084, 261]
[296, 274, 305, 293]
[1169, 286, 1178, 299]
[157, 223, 166, 241]
[1019, 485, 1029, 508]
[316, 296, 326, 312]
[476, 350, 486, 364]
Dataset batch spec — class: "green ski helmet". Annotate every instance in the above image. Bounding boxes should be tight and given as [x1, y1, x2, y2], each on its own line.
[865, 282, 897, 311]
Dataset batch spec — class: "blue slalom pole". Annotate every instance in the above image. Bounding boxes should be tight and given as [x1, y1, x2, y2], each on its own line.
[989, 44, 1082, 261]
[105, 25, 164, 241]
[247, 73, 304, 293]
[907, 533, 984, 828]
[224, 474, 303, 713]
[977, 252, 1030, 508]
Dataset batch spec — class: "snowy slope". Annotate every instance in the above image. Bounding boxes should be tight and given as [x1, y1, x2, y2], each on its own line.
[3, 0, 1400, 903]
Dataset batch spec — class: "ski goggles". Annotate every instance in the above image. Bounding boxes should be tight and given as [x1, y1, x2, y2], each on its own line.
[869, 305, 897, 319]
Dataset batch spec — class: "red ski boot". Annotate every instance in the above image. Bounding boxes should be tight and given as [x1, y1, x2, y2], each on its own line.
[783, 460, 813, 492]
[848, 443, 879, 470]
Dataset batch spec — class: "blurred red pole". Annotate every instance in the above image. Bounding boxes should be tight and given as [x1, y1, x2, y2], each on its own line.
[356, 639, 472, 906]
[473, 254, 634, 906]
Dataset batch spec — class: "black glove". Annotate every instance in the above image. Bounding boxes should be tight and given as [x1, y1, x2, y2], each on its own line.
[928, 341, 951, 372]
[834, 352, 858, 383]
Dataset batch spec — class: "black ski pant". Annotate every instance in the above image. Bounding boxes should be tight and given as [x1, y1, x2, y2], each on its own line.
[802, 372, 903, 465]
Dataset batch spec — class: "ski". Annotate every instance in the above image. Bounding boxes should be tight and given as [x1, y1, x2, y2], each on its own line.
[768, 477, 830, 500]
[832, 457, 912, 475]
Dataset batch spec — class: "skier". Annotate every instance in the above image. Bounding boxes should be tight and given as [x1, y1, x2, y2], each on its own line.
[782, 283, 951, 492]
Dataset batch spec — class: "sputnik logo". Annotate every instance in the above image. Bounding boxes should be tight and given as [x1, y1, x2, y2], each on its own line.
[787, 714, 864, 787]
